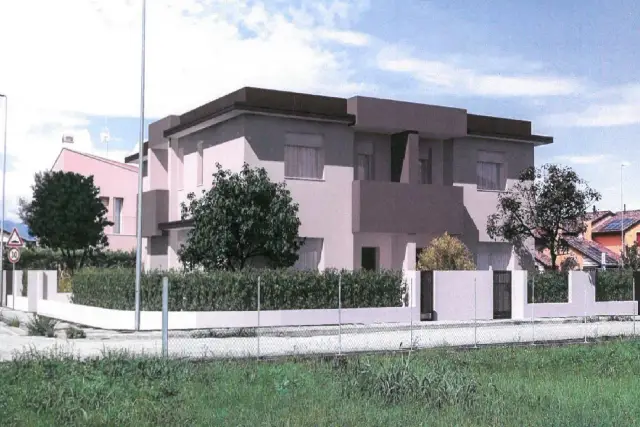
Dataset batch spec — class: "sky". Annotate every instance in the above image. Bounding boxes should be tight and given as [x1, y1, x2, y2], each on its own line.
[0, 0, 638, 220]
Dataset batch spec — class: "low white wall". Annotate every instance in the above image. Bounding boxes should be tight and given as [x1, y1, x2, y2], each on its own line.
[36, 299, 418, 331]
[514, 271, 637, 320]
[433, 271, 493, 321]
[8, 295, 29, 311]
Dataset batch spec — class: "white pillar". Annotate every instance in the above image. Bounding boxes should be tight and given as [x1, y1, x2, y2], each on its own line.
[403, 241, 417, 271]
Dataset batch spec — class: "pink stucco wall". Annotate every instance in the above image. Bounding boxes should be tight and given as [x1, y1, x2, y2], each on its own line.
[52, 148, 138, 251]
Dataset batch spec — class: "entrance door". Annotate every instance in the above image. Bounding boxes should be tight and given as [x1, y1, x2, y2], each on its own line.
[493, 270, 512, 319]
[420, 271, 434, 321]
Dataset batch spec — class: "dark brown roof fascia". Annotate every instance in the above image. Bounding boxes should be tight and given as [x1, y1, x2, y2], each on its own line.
[158, 219, 195, 230]
[124, 141, 149, 163]
[467, 130, 553, 144]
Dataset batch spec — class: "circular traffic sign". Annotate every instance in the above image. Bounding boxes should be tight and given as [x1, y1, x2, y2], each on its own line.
[8, 247, 20, 264]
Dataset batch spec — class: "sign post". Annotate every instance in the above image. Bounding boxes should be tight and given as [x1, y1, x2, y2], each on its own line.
[6, 228, 24, 308]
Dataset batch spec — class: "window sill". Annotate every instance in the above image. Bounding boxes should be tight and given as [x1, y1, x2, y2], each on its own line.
[285, 177, 325, 182]
[476, 188, 505, 193]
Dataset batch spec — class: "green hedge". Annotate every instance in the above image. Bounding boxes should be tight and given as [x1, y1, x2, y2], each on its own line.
[528, 271, 569, 303]
[71, 268, 406, 311]
[595, 270, 633, 301]
[2, 248, 136, 270]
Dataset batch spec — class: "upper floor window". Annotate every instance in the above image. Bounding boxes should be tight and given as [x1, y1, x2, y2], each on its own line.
[419, 147, 433, 184]
[356, 141, 374, 180]
[196, 142, 204, 186]
[177, 147, 185, 190]
[113, 197, 123, 234]
[476, 150, 505, 191]
[284, 133, 324, 179]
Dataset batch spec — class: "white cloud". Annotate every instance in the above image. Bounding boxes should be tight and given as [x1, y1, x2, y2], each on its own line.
[0, 0, 372, 219]
[376, 45, 583, 97]
[540, 83, 640, 127]
[552, 154, 610, 165]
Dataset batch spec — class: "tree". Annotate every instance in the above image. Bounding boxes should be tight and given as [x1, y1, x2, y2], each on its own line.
[19, 171, 112, 271]
[487, 164, 601, 270]
[417, 232, 476, 271]
[179, 163, 302, 271]
[622, 242, 640, 270]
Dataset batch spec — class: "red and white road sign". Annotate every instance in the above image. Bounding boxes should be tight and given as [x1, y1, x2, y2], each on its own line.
[7, 247, 20, 264]
[6, 228, 24, 248]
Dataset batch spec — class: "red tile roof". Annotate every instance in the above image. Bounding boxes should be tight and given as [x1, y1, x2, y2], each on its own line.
[592, 210, 640, 234]
[563, 236, 620, 265]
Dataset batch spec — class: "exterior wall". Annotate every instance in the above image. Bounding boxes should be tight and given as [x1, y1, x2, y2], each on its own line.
[593, 223, 640, 255]
[354, 232, 441, 270]
[52, 149, 138, 251]
[244, 115, 355, 270]
[433, 271, 494, 321]
[451, 137, 535, 269]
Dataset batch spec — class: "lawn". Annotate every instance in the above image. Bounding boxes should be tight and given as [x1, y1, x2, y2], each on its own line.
[2, 340, 640, 426]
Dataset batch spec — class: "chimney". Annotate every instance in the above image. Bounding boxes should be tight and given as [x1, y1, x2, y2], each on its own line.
[592, 206, 596, 214]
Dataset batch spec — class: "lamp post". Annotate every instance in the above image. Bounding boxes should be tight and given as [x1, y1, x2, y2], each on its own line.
[0, 94, 6, 306]
[621, 162, 628, 265]
[134, 0, 147, 330]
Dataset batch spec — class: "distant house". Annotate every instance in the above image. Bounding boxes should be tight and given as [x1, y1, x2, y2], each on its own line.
[51, 148, 140, 251]
[590, 210, 640, 255]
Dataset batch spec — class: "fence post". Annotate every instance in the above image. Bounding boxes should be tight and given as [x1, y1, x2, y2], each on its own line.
[409, 275, 414, 350]
[584, 272, 588, 343]
[161, 276, 168, 358]
[338, 273, 342, 355]
[633, 274, 636, 338]
[473, 278, 478, 349]
[257, 276, 261, 360]
[531, 274, 536, 345]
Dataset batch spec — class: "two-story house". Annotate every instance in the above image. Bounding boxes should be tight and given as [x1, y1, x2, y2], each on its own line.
[126, 87, 552, 271]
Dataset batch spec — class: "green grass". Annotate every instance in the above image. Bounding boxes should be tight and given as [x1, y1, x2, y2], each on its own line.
[2, 341, 640, 426]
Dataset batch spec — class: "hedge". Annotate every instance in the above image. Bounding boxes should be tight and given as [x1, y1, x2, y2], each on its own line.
[528, 270, 568, 303]
[595, 270, 633, 301]
[2, 248, 136, 270]
[71, 268, 406, 311]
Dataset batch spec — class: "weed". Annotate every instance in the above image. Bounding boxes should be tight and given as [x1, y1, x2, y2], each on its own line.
[66, 326, 86, 339]
[191, 328, 257, 338]
[0, 313, 20, 328]
[26, 315, 58, 337]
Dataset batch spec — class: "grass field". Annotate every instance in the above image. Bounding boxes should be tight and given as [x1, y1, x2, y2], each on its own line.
[2, 340, 640, 426]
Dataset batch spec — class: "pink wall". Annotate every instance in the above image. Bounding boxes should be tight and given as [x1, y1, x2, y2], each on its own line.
[52, 148, 138, 251]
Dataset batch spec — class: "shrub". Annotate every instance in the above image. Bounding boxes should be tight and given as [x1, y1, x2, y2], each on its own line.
[528, 270, 568, 303]
[66, 326, 86, 339]
[71, 268, 406, 311]
[595, 270, 633, 301]
[21, 270, 28, 297]
[26, 315, 58, 337]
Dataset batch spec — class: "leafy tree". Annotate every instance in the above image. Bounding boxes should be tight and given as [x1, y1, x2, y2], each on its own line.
[417, 232, 476, 271]
[179, 163, 302, 271]
[622, 242, 640, 270]
[487, 164, 601, 270]
[19, 171, 112, 271]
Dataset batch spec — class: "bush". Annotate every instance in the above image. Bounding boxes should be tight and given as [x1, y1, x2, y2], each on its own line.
[2, 247, 136, 270]
[528, 270, 568, 303]
[595, 270, 633, 301]
[21, 270, 28, 297]
[26, 315, 58, 337]
[66, 326, 86, 339]
[71, 268, 406, 311]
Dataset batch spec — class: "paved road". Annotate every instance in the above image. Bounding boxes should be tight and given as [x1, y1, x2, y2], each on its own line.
[1, 318, 638, 361]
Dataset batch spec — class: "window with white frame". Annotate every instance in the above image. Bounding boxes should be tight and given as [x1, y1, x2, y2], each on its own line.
[356, 141, 374, 180]
[284, 133, 324, 179]
[419, 147, 433, 184]
[294, 238, 323, 270]
[113, 197, 123, 234]
[476, 150, 505, 191]
[196, 142, 204, 186]
[177, 147, 185, 190]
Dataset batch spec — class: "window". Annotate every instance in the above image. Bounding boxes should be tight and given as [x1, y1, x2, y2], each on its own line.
[361, 247, 379, 271]
[142, 159, 148, 177]
[476, 151, 505, 191]
[113, 198, 123, 234]
[284, 133, 323, 179]
[636, 232, 640, 245]
[356, 141, 374, 180]
[419, 151, 432, 185]
[177, 147, 184, 190]
[294, 238, 323, 270]
[99, 197, 109, 210]
[196, 142, 203, 186]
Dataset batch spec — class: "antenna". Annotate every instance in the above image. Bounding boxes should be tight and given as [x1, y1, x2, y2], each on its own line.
[100, 117, 111, 158]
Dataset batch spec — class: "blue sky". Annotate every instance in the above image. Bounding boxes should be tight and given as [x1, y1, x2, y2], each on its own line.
[1, 0, 638, 216]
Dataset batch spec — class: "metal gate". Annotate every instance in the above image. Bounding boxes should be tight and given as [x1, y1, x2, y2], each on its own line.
[493, 270, 512, 319]
[420, 270, 435, 321]
[634, 272, 640, 315]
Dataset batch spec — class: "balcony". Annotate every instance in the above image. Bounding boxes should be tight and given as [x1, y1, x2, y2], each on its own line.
[352, 180, 464, 235]
[141, 189, 169, 237]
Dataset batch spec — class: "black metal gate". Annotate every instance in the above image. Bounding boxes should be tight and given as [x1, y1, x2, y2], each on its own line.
[420, 270, 435, 321]
[634, 272, 640, 315]
[493, 270, 512, 319]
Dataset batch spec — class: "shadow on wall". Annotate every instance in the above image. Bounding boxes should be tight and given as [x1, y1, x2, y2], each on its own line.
[514, 241, 536, 271]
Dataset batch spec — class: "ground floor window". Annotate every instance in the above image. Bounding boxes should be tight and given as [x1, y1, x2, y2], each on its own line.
[361, 247, 379, 270]
[294, 238, 323, 270]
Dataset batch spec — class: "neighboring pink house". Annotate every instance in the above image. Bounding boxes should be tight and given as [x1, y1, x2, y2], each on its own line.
[51, 148, 139, 251]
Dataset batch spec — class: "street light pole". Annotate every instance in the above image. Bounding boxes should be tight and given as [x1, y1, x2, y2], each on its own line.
[621, 163, 627, 265]
[134, 0, 147, 330]
[0, 94, 6, 306]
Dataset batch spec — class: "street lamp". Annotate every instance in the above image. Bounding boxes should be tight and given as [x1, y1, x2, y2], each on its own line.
[621, 162, 629, 264]
[0, 94, 6, 306]
[134, 0, 147, 330]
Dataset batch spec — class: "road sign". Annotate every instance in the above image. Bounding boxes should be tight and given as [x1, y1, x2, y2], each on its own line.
[6, 228, 24, 248]
[7, 247, 20, 264]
